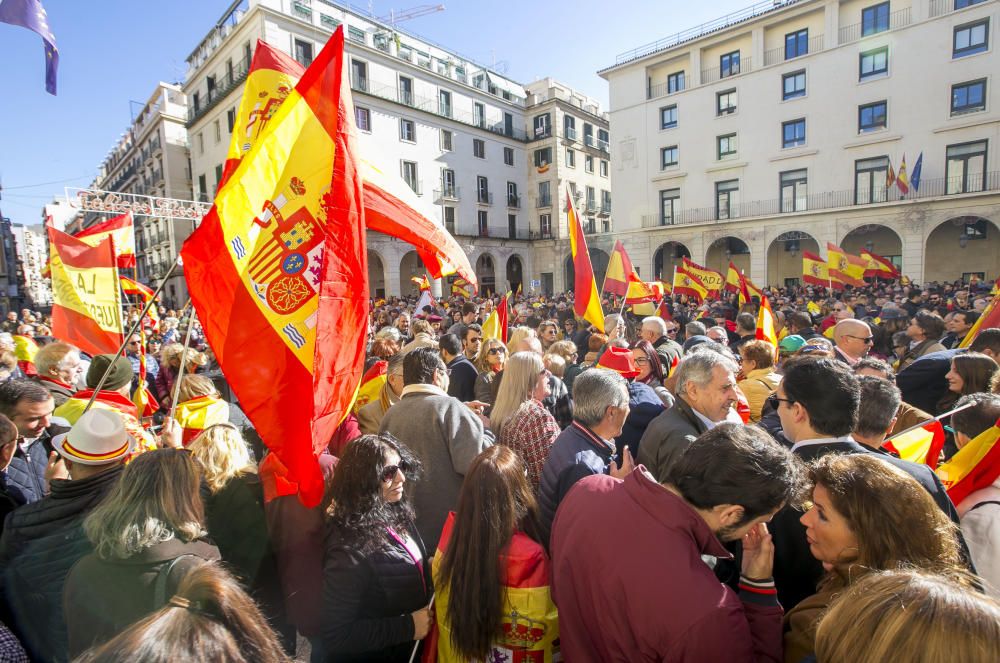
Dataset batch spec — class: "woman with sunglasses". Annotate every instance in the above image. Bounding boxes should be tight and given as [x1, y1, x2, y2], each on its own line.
[323, 435, 431, 662]
[473, 339, 508, 407]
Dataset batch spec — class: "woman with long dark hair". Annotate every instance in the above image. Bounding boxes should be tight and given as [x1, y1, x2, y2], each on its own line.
[433, 446, 558, 662]
[631, 339, 673, 406]
[322, 435, 431, 662]
[937, 352, 1000, 413]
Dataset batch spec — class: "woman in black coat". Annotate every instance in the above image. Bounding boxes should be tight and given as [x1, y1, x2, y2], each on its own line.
[322, 434, 432, 663]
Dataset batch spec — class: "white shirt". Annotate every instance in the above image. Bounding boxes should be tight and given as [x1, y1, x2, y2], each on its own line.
[790, 435, 856, 453]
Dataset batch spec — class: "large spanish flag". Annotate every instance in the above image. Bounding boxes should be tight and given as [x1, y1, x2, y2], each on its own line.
[673, 264, 709, 302]
[802, 250, 829, 286]
[936, 418, 1000, 505]
[174, 395, 231, 445]
[602, 240, 635, 296]
[567, 192, 604, 329]
[681, 258, 724, 294]
[725, 262, 742, 293]
[827, 242, 867, 289]
[859, 249, 899, 279]
[756, 295, 779, 354]
[74, 211, 136, 269]
[181, 27, 365, 508]
[48, 226, 123, 356]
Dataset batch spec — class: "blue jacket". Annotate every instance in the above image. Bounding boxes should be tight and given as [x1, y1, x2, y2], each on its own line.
[619, 381, 665, 461]
[3, 428, 64, 507]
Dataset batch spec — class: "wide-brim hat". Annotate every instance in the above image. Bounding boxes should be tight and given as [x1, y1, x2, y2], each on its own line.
[52, 409, 135, 466]
[596, 345, 640, 379]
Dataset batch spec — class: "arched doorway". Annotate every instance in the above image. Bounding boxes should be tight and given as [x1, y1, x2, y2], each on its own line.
[766, 231, 820, 287]
[476, 253, 497, 296]
[653, 241, 691, 282]
[924, 216, 1000, 284]
[399, 250, 424, 295]
[367, 250, 386, 299]
[705, 237, 750, 275]
[506, 255, 524, 295]
[841, 224, 903, 274]
[564, 248, 611, 293]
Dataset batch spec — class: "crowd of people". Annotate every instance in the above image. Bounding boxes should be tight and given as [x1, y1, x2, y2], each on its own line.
[0, 275, 998, 662]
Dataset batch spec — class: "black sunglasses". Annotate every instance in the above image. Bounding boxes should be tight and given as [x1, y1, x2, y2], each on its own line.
[767, 393, 795, 409]
[844, 334, 874, 344]
[488, 347, 506, 355]
[381, 460, 411, 482]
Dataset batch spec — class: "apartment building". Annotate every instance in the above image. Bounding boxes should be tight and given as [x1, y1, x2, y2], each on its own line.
[184, 0, 542, 297]
[525, 78, 613, 293]
[11, 224, 51, 307]
[600, 0, 999, 286]
[83, 83, 194, 306]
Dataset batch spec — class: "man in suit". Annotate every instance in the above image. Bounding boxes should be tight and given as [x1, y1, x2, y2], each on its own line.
[438, 333, 478, 403]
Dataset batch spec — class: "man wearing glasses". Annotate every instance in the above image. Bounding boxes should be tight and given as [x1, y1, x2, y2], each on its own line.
[831, 319, 874, 366]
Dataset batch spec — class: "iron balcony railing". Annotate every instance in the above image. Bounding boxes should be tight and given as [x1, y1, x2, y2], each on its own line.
[701, 57, 752, 84]
[187, 55, 251, 126]
[839, 8, 911, 45]
[434, 186, 460, 202]
[536, 194, 552, 208]
[763, 35, 825, 66]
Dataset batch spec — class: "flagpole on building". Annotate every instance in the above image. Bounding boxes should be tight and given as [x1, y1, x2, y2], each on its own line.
[83, 257, 182, 414]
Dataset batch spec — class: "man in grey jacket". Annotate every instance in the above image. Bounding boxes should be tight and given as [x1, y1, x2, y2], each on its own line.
[637, 348, 740, 482]
[380, 347, 494, 547]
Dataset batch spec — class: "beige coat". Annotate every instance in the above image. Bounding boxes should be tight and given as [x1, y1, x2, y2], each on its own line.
[738, 367, 781, 422]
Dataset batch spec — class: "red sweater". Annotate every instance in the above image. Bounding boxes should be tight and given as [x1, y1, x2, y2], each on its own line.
[551, 469, 783, 662]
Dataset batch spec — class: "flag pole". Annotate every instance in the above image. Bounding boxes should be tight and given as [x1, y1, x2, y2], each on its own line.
[887, 401, 978, 440]
[82, 257, 182, 415]
[167, 303, 199, 423]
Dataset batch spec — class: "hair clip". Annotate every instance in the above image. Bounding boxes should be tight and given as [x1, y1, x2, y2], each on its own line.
[168, 595, 191, 609]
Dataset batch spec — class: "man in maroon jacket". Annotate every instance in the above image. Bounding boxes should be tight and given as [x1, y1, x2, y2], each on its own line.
[551, 423, 805, 662]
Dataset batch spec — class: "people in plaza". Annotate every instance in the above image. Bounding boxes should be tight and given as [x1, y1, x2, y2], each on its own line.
[400, 319, 437, 355]
[631, 338, 674, 406]
[896, 328, 1000, 414]
[63, 449, 221, 657]
[153, 343, 207, 410]
[472, 338, 506, 407]
[898, 311, 948, 370]
[783, 454, 970, 663]
[638, 315, 683, 368]
[940, 351, 1000, 411]
[438, 333, 478, 403]
[537, 319, 560, 352]
[490, 351, 559, 492]
[737, 339, 780, 422]
[446, 302, 479, 337]
[433, 446, 557, 662]
[852, 357, 933, 437]
[729, 312, 757, 353]
[379, 347, 494, 547]
[831, 318, 874, 365]
[459, 323, 482, 360]
[0, 379, 67, 506]
[31, 342, 82, 407]
[322, 434, 432, 662]
[596, 341, 664, 463]
[942, 309, 979, 349]
[551, 423, 805, 662]
[358, 352, 405, 435]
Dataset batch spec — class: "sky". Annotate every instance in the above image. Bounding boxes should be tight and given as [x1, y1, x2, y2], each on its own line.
[0, 0, 751, 225]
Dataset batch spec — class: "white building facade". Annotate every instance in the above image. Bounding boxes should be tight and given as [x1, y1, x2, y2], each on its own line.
[600, 0, 1000, 287]
[12, 224, 51, 307]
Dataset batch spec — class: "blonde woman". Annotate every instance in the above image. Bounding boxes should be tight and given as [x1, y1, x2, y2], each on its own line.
[473, 338, 507, 406]
[174, 375, 230, 445]
[154, 343, 207, 409]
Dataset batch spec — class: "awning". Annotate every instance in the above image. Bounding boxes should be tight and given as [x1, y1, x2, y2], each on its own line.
[486, 72, 526, 99]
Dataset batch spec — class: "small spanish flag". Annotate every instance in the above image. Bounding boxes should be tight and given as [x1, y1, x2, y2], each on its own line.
[937, 418, 1000, 505]
[884, 420, 946, 469]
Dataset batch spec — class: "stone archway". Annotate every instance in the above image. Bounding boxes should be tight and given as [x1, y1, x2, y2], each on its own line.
[652, 241, 691, 282]
[399, 250, 424, 295]
[476, 252, 497, 296]
[506, 255, 524, 295]
[367, 250, 387, 299]
[766, 231, 820, 287]
[841, 224, 903, 273]
[924, 216, 1000, 283]
[705, 236, 750, 275]
[564, 248, 611, 292]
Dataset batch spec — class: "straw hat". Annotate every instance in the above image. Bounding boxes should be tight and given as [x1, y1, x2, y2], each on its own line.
[52, 409, 135, 466]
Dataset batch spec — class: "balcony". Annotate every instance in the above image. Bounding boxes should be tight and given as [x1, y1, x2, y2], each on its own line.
[455, 226, 530, 240]
[536, 194, 552, 208]
[533, 126, 552, 140]
[351, 74, 368, 92]
[434, 186, 460, 202]
[187, 54, 251, 126]
[507, 194, 521, 209]
[585, 199, 598, 213]
[477, 191, 493, 205]
[701, 57, 752, 85]
[563, 127, 577, 142]
[839, 8, 910, 45]
[762, 35, 824, 67]
[599, 202, 611, 216]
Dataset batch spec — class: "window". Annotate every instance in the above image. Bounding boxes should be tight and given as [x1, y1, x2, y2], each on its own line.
[785, 29, 809, 59]
[533, 147, 552, 168]
[533, 113, 551, 138]
[474, 138, 486, 159]
[659, 189, 680, 225]
[585, 155, 594, 173]
[564, 115, 577, 140]
[600, 160, 609, 177]
[720, 51, 741, 78]
[717, 133, 738, 159]
[668, 71, 685, 93]
[540, 213, 552, 237]
[585, 186, 596, 211]
[538, 181, 551, 207]
[438, 89, 452, 117]
[855, 156, 889, 204]
[660, 104, 678, 129]
[952, 79, 987, 115]
[862, 2, 890, 37]
[477, 210, 488, 236]
[226, 107, 236, 133]
[401, 161, 419, 194]
[350, 59, 368, 91]
[717, 89, 737, 115]
[956, 0, 987, 7]
[440, 129, 453, 151]
[197, 174, 207, 202]
[598, 129, 609, 150]
[399, 118, 415, 142]
[504, 147, 514, 166]
[583, 123, 594, 147]
[443, 206, 456, 234]
[355, 106, 371, 132]
[783, 70, 806, 100]
[954, 19, 989, 57]
[441, 169, 456, 198]
[477, 176, 490, 203]
[782, 119, 806, 148]
[859, 47, 889, 80]
[212, 119, 220, 143]
[947, 140, 988, 193]
[858, 101, 887, 132]
[294, 39, 314, 67]
[716, 180, 739, 220]
[348, 26, 366, 43]
[507, 182, 519, 207]
[398, 76, 413, 106]
[780, 169, 808, 212]
[474, 102, 485, 127]
[197, 132, 204, 155]
[601, 190, 611, 214]
[962, 218, 988, 240]
[661, 145, 678, 169]
[566, 148, 576, 168]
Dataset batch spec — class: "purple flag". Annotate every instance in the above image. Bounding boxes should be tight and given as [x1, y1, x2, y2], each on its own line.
[0, 0, 58, 95]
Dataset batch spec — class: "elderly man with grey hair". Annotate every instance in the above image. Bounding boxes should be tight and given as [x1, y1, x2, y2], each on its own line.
[637, 347, 740, 482]
[538, 369, 634, 543]
[685, 320, 707, 339]
[640, 316, 683, 367]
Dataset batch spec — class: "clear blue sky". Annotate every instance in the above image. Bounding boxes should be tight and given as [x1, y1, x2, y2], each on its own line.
[0, 0, 750, 224]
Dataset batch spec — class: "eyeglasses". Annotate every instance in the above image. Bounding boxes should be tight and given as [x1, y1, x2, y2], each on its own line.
[634, 357, 650, 366]
[844, 335, 874, 344]
[381, 460, 411, 482]
[666, 328, 678, 334]
[767, 393, 795, 409]
[487, 348, 506, 355]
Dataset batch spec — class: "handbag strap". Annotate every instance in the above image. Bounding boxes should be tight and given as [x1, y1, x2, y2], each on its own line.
[153, 553, 199, 608]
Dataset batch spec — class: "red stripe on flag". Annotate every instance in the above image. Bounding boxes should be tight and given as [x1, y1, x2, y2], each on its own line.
[73, 211, 131, 237]
[297, 28, 346, 142]
[51, 304, 122, 357]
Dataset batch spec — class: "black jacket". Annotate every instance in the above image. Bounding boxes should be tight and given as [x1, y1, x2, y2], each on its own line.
[323, 520, 431, 662]
[0, 465, 123, 662]
[636, 397, 709, 483]
[4, 425, 68, 507]
[445, 355, 478, 403]
[771, 438, 968, 611]
[896, 348, 961, 414]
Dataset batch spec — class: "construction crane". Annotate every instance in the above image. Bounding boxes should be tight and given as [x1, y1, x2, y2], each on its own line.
[377, 4, 445, 27]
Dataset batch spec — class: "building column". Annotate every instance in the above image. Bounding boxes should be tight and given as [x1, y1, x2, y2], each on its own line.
[824, 2, 840, 50]
[902, 220, 926, 284]
[384, 243, 402, 298]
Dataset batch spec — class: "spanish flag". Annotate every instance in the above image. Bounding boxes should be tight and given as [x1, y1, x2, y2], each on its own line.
[120, 275, 160, 332]
[884, 419, 946, 469]
[802, 251, 829, 287]
[451, 277, 472, 298]
[74, 211, 136, 269]
[958, 292, 1000, 348]
[936, 418, 1000, 505]
[859, 249, 900, 279]
[55, 389, 158, 454]
[624, 273, 663, 305]
[896, 153, 910, 195]
[567, 192, 605, 330]
[725, 262, 742, 293]
[756, 296, 779, 359]
[174, 395, 231, 445]
[827, 243, 867, 289]
[411, 275, 431, 292]
[481, 292, 509, 344]
[602, 240, 635, 297]
[181, 27, 365, 508]
[673, 264, 709, 302]
[353, 360, 387, 414]
[48, 226, 124, 356]
[681, 258, 724, 294]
